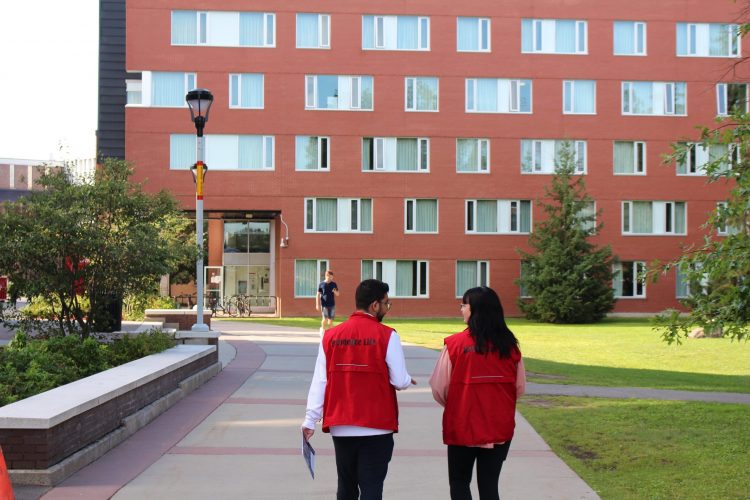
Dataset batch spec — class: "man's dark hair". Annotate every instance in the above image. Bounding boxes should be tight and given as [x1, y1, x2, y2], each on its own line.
[355, 279, 389, 310]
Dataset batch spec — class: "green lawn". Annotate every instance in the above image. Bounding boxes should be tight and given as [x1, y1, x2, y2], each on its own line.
[519, 396, 750, 500]
[230, 317, 750, 393]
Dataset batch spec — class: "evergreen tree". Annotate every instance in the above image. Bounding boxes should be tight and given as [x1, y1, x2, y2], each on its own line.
[516, 142, 616, 323]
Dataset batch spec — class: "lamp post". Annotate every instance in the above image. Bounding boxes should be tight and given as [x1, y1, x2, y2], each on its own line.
[186, 88, 214, 332]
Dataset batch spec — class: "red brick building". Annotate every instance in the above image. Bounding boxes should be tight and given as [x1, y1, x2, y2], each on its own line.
[106, 0, 749, 316]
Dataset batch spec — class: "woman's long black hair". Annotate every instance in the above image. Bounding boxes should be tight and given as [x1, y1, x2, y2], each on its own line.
[462, 286, 519, 357]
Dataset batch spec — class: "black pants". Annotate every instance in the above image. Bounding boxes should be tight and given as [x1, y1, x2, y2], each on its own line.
[332, 433, 394, 500]
[447, 441, 512, 500]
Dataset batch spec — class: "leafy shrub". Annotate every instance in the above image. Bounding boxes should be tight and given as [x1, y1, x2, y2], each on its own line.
[123, 293, 177, 321]
[0, 329, 175, 407]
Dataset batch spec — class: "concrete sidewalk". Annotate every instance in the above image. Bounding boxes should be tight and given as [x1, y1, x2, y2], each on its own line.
[23, 320, 598, 500]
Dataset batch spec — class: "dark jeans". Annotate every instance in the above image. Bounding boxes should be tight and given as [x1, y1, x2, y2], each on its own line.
[332, 433, 394, 500]
[447, 441, 512, 500]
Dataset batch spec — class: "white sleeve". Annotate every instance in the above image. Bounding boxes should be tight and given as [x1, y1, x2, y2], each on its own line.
[386, 331, 412, 390]
[303, 342, 327, 429]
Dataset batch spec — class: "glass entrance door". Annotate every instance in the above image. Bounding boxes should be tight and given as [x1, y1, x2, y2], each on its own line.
[222, 221, 273, 312]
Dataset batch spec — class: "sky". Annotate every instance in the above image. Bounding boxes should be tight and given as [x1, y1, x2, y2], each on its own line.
[0, 1, 99, 161]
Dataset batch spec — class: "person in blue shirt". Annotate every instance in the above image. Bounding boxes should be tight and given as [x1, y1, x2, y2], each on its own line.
[316, 269, 339, 335]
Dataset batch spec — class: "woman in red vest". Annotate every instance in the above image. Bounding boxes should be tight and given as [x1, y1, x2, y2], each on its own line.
[429, 286, 526, 500]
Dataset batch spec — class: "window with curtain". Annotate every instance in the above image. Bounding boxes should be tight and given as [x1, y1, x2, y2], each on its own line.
[456, 139, 489, 172]
[295, 259, 329, 296]
[296, 13, 330, 48]
[362, 138, 429, 171]
[521, 19, 587, 54]
[171, 11, 275, 47]
[716, 202, 742, 235]
[716, 83, 748, 115]
[456, 261, 488, 297]
[169, 134, 196, 170]
[305, 75, 374, 110]
[613, 21, 646, 55]
[676, 23, 740, 57]
[171, 11, 197, 45]
[613, 261, 646, 297]
[296, 136, 329, 171]
[229, 74, 264, 109]
[240, 12, 275, 47]
[466, 200, 531, 234]
[362, 15, 429, 50]
[621, 81, 686, 116]
[405, 77, 438, 111]
[360, 260, 428, 297]
[405, 199, 438, 233]
[613, 141, 646, 175]
[563, 80, 596, 114]
[151, 72, 195, 107]
[304, 198, 373, 232]
[577, 202, 597, 233]
[192, 135, 273, 170]
[622, 201, 686, 235]
[521, 140, 587, 174]
[457, 17, 490, 52]
[465, 78, 532, 113]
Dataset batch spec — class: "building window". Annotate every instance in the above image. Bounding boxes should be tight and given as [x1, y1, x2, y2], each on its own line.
[296, 136, 330, 171]
[171, 11, 275, 47]
[465, 79, 532, 113]
[362, 138, 429, 172]
[622, 201, 686, 235]
[456, 139, 490, 173]
[716, 83, 748, 115]
[405, 77, 439, 112]
[676, 143, 737, 176]
[362, 15, 430, 50]
[521, 19, 587, 54]
[305, 75, 374, 111]
[563, 80, 596, 114]
[466, 200, 532, 234]
[456, 261, 488, 297]
[296, 13, 330, 49]
[295, 259, 329, 297]
[362, 260, 429, 298]
[229, 74, 264, 109]
[169, 134, 274, 170]
[676, 23, 740, 57]
[223, 221, 270, 254]
[457, 17, 490, 52]
[613, 21, 646, 55]
[126, 80, 142, 105]
[149, 72, 196, 107]
[621, 81, 686, 116]
[521, 140, 587, 174]
[405, 199, 438, 233]
[614, 141, 646, 175]
[578, 202, 597, 233]
[716, 201, 742, 235]
[305, 198, 372, 233]
[614, 261, 646, 298]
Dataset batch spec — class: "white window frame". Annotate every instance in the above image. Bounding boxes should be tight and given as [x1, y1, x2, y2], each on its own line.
[362, 137, 429, 172]
[526, 19, 588, 54]
[621, 201, 687, 235]
[294, 259, 330, 297]
[716, 83, 749, 116]
[361, 259, 429, 298]
[613, 21, 647, 56]
[614, 261, 646, 298]
[465, 199, 532, 234]
[457, 17, 491, 52]
[367, 15, 430, 51]
[125, 79, 142, 106]
[680, 23, 740, 58]
[405, 77, 439, 112]
[304, 197, 373, 233]
[404, 199, 439, 234]
[295, 136, 330, 171]
[521, 140, 587, 174]
[613, 141, 646, 175]
[621, 81, 687, 116]
[455, 260, 489, 298]
[465, 78, 532, 114]
[304, 75, 373, 111]
[456, 138, 490, 173]
[296, 13, 330, 49]
[228, 74, 264, 109]
[563, 80, 596, 115]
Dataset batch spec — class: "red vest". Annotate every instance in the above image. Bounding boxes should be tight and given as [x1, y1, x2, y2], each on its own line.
[442, 329, 521, 446]
[322, 312, 399, 433]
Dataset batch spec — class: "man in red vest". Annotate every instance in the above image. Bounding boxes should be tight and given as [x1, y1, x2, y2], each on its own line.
[302, 279, 416, 500]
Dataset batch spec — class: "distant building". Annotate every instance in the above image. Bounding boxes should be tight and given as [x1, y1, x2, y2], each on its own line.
[99, 0, 750, 316]
[0, 158, 62, 202]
